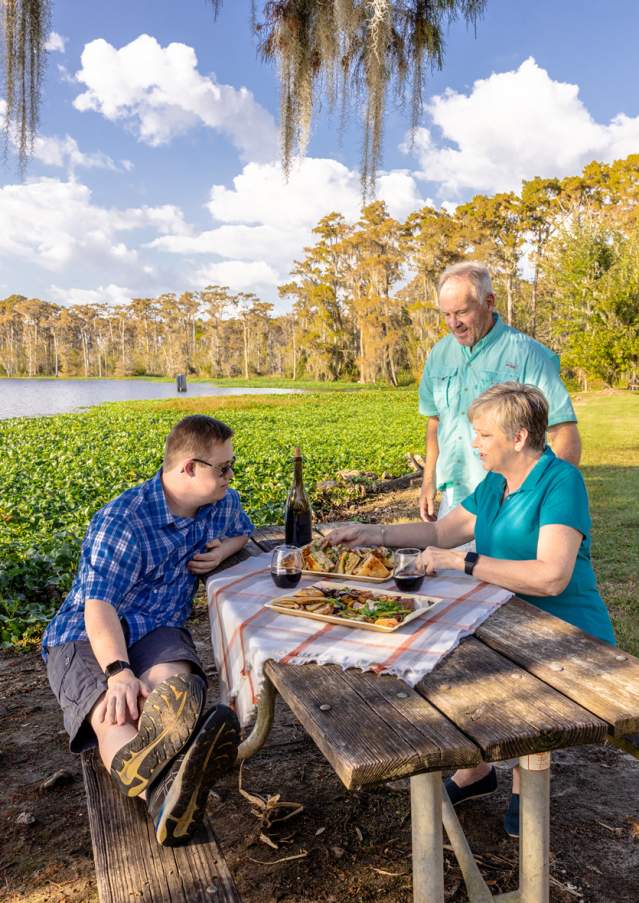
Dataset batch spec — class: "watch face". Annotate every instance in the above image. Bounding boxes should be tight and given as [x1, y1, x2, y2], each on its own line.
[105, 660, 130, 678]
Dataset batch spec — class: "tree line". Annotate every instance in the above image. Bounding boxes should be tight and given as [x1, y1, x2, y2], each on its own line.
[2, 154, 639, 387]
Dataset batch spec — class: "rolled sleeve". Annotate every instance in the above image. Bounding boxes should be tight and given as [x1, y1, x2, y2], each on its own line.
[82, 517, 142, 607]
[418, 361, 439, 417]
[524, 351, 577, 427]
[211, 489, 254, 540]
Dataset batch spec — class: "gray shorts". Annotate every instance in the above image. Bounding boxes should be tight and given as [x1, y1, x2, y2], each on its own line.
[46, 626, 206, 753]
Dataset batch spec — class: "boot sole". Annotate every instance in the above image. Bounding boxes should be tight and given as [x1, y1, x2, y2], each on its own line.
[110, 673, 205, 798]
[154, 707, 240, 846]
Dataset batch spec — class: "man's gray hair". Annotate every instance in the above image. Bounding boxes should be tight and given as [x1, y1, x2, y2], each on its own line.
[438, 262, 493, 305]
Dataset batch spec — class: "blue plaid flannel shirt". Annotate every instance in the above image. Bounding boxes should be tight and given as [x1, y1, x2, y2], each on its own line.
[41, 471, 254, 659]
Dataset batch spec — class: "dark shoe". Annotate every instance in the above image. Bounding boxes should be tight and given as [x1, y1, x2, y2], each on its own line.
[444, 766, 497, 806]
[504, 793, 520, 838]
[147, 704, 240, 847]
[110, 673, 206, 798]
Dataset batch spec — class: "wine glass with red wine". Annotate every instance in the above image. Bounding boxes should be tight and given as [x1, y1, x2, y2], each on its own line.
[271, 545, 303, 588]
[393, 548, 425, 592]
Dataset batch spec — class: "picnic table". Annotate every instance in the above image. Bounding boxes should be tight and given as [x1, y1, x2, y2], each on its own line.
[208, 525, 639, 903]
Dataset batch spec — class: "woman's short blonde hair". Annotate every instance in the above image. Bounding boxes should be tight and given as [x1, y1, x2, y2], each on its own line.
[467, 382, 549, 451]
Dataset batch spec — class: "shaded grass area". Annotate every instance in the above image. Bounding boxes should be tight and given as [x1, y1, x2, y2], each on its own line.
[575, 392, 639, 653]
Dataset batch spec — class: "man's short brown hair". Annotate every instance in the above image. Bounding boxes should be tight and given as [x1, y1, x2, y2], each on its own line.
[467, 382, 548, 452]
[163, 415, 234, 469]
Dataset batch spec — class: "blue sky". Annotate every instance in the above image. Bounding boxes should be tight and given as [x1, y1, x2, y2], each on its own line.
[1, 0, 638, 310]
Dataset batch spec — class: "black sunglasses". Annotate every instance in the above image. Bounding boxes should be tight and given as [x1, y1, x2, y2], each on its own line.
[192, 456, 236, 477]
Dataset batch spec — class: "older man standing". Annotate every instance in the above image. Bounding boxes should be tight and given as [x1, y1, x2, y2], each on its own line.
[419, 261, 581, 521]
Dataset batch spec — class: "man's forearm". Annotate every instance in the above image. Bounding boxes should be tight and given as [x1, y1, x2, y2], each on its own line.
[218, 534, 249, 562]
[424, 416, 439, 479]
[548, 422, 581, 465]
[84, 598, 129, 672]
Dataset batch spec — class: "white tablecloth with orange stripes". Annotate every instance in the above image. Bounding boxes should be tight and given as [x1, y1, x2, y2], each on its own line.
[206, 553, 513, 726]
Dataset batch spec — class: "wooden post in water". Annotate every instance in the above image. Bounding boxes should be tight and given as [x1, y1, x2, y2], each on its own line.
[176, 374, 187, 392]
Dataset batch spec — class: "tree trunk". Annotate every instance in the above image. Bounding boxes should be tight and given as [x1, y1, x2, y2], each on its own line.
[506, 273, 514, 326]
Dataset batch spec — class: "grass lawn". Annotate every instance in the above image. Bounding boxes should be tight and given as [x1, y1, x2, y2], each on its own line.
[574, 392, 639, 653]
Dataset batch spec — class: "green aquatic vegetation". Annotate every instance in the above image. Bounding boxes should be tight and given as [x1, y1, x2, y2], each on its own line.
[0, 389, 424, 646]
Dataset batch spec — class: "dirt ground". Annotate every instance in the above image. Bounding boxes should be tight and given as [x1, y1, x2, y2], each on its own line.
[2, 487, 638, 903]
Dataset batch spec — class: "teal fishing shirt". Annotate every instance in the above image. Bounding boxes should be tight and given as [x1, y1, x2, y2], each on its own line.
[418, 314, 577, 506]
[461, 447, 615, 644]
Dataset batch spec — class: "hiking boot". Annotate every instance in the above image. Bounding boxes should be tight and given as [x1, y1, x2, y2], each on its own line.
[147, 704, 240, 847]
[110, 673, 206, 798]
[444, 766, 497, 806]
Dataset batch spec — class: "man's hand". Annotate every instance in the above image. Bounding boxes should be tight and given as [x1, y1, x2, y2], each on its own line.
[417, 546, 464, 576]
[419, 475, 437, 522]
[101, 670, 149, 726]
[187, 539, 225, 575]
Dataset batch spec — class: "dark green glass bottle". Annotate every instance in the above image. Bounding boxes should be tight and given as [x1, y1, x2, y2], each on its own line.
[284, 446, 312, 547]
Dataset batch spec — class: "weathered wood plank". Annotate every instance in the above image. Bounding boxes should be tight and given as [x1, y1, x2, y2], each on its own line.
[416, 637, 608, 761]
[476, 598, 639, 736]
[81, 750, 241, 903]
[265, 661, 481, 788]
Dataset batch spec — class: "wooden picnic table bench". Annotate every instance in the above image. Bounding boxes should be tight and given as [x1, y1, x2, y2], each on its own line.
[81, 750, 241, 903]
[223, 524, 639, 903]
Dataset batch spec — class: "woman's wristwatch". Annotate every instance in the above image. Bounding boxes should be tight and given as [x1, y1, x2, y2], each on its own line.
[464, 552, 480, 576]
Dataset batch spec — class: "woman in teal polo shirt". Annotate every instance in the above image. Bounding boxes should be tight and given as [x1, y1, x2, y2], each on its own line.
[328, 381, 615, 836]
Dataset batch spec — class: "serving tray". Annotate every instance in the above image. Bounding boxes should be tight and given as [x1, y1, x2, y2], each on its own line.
[300, 544, 394, 583]
[265, 580, 443, 633]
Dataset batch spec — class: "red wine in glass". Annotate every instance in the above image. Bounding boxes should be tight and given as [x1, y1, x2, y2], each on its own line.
[271, 544, 303, 588]
[393, 548, 425, 592]
[271, 570, 302, 588]
[393, 573, 424, 591]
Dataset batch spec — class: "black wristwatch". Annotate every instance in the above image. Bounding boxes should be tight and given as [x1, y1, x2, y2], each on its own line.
[464, 552, 480, 576]
[104, 660, 132, 681]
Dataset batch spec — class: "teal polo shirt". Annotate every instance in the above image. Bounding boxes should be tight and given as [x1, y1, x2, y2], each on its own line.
[419, 314, 577, 505]
[461, 447, 615, 644]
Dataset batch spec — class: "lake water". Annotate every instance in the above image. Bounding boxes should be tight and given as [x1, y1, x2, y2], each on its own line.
[0, 379, 299, 420]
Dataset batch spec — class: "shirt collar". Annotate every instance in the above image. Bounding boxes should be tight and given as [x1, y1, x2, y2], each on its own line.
[462, 312, 505, 360]
[145, 469, 218, 527]
[144, 470, 174, 527]
[518, 445, 556, 491]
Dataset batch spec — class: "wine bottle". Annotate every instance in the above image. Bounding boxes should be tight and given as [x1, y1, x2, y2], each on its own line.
[284, 446, 313, 547]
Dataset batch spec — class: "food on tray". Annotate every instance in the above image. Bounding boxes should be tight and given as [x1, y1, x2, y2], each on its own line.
[301, 540, 394, 578]
[273, 585, 415, 625]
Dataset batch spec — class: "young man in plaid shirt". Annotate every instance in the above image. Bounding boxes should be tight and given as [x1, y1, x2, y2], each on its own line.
[42, 415, 254, 846]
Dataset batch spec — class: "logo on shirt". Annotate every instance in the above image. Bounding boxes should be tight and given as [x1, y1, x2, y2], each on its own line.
[505, 361, 518, 369]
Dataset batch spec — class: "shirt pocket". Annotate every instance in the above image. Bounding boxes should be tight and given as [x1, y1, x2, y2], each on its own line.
[475, 368, 520, 395]
[429, 368, 458, 412]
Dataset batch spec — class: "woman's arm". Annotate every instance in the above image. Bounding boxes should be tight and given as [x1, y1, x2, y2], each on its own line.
[419, 523, 582, 596]
[326, 504, 476, 550]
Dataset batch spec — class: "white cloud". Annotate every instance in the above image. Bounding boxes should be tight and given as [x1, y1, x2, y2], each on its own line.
[148, 157, 427, 297]
[45, 32, 67, 53]
[32, 134, 123, 175]
[410, 57, 639, 197]
[73, 34, 278, 162]
[0, 179, 188, 277]
[193, 261, 280, 295]
[49, 284, 133, 307]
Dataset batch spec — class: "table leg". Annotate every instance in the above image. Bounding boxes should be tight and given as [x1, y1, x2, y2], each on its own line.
[441, 788, 494, 902]
[237, 677, 277, 761]
[519, 752, 551, 903]
[411, 771, 445, 903]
